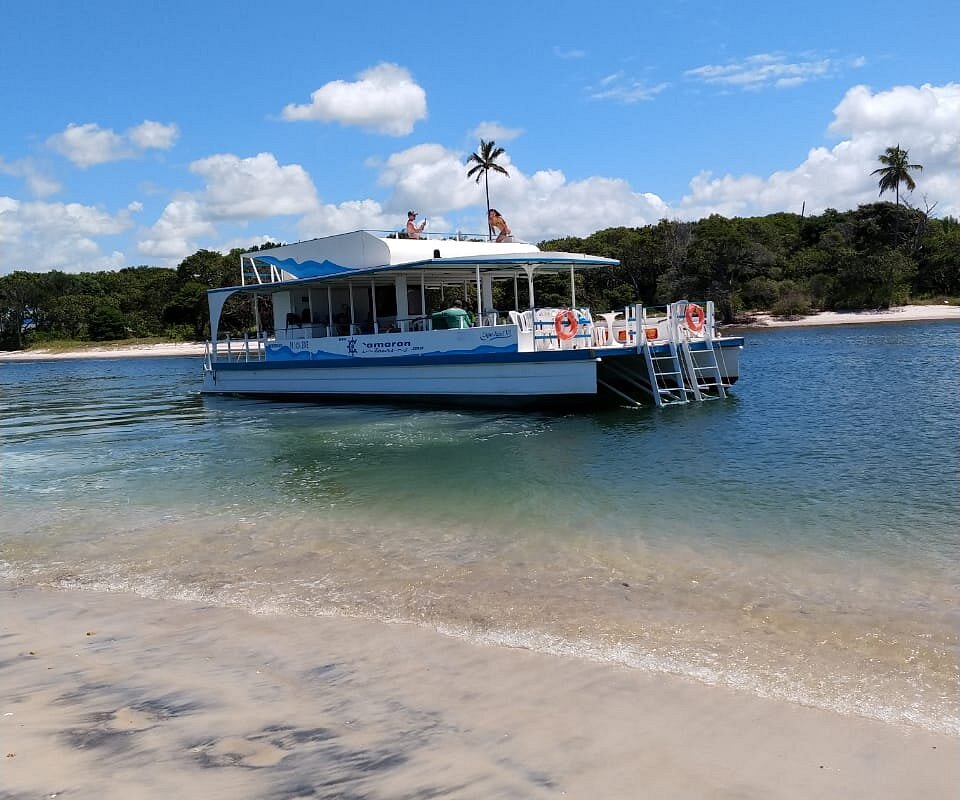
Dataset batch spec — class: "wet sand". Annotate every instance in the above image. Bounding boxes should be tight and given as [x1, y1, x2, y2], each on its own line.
[1, 304, 958, 362]
[2, 586, 957, 799]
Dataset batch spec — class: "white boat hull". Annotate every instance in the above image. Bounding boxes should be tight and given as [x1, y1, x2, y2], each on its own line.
[202, 355, 601, 401]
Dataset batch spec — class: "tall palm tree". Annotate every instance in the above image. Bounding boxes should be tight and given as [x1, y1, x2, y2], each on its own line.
[871, 145, 923, 206]
[466, 139, 509, 239]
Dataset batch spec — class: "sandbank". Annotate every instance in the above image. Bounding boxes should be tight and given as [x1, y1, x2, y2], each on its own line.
[727, 302, 960, 329]
[2, 586, 956, 799]
[0, 341, 207, 362]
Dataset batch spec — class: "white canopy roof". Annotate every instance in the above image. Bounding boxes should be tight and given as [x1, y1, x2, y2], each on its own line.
[241, 231, 543, 280]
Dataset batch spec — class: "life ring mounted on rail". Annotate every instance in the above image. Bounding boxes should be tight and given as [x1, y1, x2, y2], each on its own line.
[684, 303, 705, 333]
[554, 309, 579, 341]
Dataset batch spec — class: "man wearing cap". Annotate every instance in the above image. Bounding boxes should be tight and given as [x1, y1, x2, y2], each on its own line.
[406, 211, 426, 239]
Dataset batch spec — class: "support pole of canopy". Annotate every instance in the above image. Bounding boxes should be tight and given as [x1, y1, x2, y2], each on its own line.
[348, 284, 356, 334]
[370, 278, 378, 333]
[326, 287, 333, 335]
[526, 266, 535, 310]
[481, 273, 494, 322]
[475, 264, 483, 321]
[570, 264, 576, 309]
[420, 272, 426, 323]
[394, 274, 408, 331]
[513, 274, 519, 311]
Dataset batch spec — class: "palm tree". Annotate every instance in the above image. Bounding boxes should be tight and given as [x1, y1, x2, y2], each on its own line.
[871, 145, 923, 206]
[466, 139, 509, 239]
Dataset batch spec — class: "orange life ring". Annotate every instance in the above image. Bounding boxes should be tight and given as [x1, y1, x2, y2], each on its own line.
[685, 303, 705, 332]
[554, 309, 579, 341]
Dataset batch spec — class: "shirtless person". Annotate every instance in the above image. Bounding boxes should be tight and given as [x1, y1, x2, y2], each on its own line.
[488, 209, 511, 242]
[406, 211, 426, 239]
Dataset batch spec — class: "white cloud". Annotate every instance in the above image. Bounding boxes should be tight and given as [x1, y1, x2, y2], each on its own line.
[46, 120, 179, 168]
[137, 152, 320, 262]
[377, 143, 479, 214]
[363, 144, 668, 241]
[685, 52, 844, 91]
[469, 122, 524, 143]
[137, 195, 217, 260]
[0, 157, 61, 198]
[589, 72, 669, 103]
[128, 121, 179, 150]
[47, 123, 128, 168]
[189, 152, 319, 220]
[0, 196, 132, 271]
[281, 63, 427, 136]
[554, 46, 587, 60]
[676, 83, 960, 219]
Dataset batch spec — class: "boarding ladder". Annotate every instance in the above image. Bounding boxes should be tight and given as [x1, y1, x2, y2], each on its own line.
[622, 302, 725, 407]
[672, 302, 726, 401]
[594, 302, 730, 407]
[636, 305, 697, 406]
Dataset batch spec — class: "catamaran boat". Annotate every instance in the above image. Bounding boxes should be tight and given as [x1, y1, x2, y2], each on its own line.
[201, 230, 744, 407]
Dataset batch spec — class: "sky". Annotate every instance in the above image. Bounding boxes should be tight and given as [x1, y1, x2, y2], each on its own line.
[1, 0, 958, 275]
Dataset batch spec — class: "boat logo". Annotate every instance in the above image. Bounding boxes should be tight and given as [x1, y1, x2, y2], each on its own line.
[346, 338, 358, 355]
[480, 329, 512, 342]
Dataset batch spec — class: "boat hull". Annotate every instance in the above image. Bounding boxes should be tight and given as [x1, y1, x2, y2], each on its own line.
[203, 353, 601, 404]
[201, 338, 743, 407]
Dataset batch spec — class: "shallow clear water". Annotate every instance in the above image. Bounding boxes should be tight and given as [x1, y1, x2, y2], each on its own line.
[2, 321, 958, 734]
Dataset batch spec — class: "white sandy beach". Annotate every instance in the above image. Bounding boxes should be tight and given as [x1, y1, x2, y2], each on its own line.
[0, 340, 209, 361]
[0, 304, 957, 362]
[2, 586, 957, 800]
[728, 302, 960, 328]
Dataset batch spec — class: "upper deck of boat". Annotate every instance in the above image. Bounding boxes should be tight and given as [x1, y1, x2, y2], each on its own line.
[230, 230, 618, 292]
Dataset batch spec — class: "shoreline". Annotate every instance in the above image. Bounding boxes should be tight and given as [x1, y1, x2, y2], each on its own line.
[1, 304, 958, 362]
[3, 584, 957, 798]
[725, 302, 960, 329]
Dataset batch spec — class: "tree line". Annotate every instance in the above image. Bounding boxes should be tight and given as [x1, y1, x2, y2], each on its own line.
[1, 203, 958, 350]
[541, 202, 959, 321]
[0, 245, 277, 350]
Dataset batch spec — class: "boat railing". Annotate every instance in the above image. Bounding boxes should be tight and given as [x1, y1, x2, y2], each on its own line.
[241, 257, 284, 286]
[529, 307, 596, 351]
[207, 332, 267, 363]
[635, 301, 718, 346]
[368, 228, 500, 243]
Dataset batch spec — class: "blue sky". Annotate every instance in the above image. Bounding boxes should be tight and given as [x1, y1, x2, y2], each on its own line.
[1, 0, 957, 274]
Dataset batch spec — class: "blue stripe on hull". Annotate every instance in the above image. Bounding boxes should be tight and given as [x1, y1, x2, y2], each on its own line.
[214, 348, 598, 371]
[212, 337, 744, 372]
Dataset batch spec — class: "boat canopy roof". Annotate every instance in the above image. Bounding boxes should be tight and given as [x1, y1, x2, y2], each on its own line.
[219, 230, 619, 297]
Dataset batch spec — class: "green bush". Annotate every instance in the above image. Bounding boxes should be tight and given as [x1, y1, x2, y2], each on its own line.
[771, 290, 812, 318]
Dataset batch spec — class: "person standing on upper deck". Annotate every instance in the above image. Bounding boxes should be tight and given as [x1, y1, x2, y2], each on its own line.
[406, 211, 426, 239]
[488, 209, 512, 242]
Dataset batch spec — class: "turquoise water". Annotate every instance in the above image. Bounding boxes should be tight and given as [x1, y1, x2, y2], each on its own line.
[2, 322, 958, 734]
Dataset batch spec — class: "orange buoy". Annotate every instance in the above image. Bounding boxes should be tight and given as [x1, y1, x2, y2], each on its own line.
[554, 309, 579, 341]
[685, 303, 705, 332]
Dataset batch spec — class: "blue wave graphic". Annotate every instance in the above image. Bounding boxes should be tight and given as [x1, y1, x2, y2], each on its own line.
[260, 256, 353, 278]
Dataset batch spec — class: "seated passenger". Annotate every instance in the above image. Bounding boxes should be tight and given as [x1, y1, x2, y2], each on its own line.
[406, 211, 426, 239]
